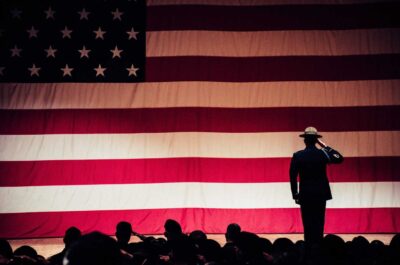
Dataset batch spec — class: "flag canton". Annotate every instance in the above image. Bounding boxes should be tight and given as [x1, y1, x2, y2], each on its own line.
[0, 0, 145, 82]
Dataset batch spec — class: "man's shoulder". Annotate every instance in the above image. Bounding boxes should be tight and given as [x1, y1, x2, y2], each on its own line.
[293, 149, 309, 158]
[294, 148, 324, 157]
[293, 150, 302, 156]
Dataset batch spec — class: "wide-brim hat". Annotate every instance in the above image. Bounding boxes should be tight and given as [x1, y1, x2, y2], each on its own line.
[299, 126, 322, 138]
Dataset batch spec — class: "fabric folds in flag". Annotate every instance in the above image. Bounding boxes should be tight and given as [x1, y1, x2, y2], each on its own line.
[0, 0, 399, 238]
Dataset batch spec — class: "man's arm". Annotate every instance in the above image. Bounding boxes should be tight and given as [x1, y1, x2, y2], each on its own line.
[317, 139, 344, 164]
[289, 153, 299, 201]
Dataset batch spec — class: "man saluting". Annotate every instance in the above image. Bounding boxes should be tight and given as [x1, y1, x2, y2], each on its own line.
[290, 127, 343, 250]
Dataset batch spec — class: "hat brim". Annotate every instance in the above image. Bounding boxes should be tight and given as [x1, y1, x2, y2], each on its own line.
[299, 134, 322, 138]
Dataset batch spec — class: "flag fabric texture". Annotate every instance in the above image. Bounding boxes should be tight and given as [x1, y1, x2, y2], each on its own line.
[0, 0, 400, 238]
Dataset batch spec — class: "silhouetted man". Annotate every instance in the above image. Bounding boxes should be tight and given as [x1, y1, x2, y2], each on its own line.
[290, 127, 343, 250]
[164, 219, 186, 242]
[115, 221, 132, 252]
[48, 226, 81, 265]
[224, 223, 241, 245]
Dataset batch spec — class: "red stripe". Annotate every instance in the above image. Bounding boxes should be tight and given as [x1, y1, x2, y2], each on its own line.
[1, 106, 398, 134]
[1, 208, 399, 238]
[0, 157, 398, 187]
[146, 55, 400, 82]
[147, 3, 400, 31]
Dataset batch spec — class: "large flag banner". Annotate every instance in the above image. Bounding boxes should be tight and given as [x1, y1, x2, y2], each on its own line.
[0, 0, 399, 238]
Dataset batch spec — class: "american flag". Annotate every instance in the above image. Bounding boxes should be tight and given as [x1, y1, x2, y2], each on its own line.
[0, 0, 399, 238]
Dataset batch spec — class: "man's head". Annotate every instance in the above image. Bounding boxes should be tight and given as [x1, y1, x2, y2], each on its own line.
[299, 127, 322, 147]
[64, 226, 82, 248]
[115, 221, 132, 245]
[0, 239, 13, 263]
[225, 223, 241, 243]
[65, 232, 122, 265]
[164, 219, 183, 240]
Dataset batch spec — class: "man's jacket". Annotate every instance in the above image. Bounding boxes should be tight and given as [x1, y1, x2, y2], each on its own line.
[290, 146, 344, 202]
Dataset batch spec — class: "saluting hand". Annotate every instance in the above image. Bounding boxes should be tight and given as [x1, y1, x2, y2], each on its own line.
[317, 139, 327, 148]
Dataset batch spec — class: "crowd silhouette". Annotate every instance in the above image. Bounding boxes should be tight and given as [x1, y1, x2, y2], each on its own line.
[0, 220, 399, 265]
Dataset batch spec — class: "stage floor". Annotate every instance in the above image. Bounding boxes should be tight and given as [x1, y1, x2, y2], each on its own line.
[8, 234, 395, 258]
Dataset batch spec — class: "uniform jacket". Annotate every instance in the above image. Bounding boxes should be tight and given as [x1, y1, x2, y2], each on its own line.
[290, 146, 343, 202]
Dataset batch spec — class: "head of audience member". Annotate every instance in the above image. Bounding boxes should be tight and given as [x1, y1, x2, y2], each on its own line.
[64, 227, 81, 249]
[271, 237, 297, 265]
[164, 219, 184, 241]
[115, 221, 132, 248]
[189, 230, 207, 247]
[319, 234, 347, 265]
[11, 246, 39, 265]
[259, 237, 272, 255]
[294, 240, 305, 263]
[273, 237, 294, 255]
[390, 233, 400, 251]
[236, 232, 265, 264]
[197, 239, 222, 264]
[13, 246, 37, 260]
[370, 240, 385, 263]
[64, 231, 122, 265]
[0, 239, 13, 264]
[347, 236, 371, 264]
[225, 223, 241, 244]
[388, 233, 400, 262]
[350, 235, 370, 253]
[322, 234, 346, 256]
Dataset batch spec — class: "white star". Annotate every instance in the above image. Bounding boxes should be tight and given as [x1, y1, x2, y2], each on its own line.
[94, 64, 106, 77]
[61, 64, 73, 77]
[111, 8, 123, 21]
[28, 64, 41, 77]
[93, 27, 106, 39]
[44, 45, 57, 58]
[78, 46, 91, 58]
[27, 26, 38, 39]
[110, 45, 123, 58]
[0, 67, 4, 76]
[10, 45, 22, 57]
[78, 8, 90, 20]
[126, 64, 139, 77]
[44, 7, 55, 19]
[61, 26, 73, 39]
[126, 28, 139, 40]
[10, 8, 22, 19]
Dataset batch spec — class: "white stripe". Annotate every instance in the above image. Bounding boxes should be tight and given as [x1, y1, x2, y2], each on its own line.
[0, 182, 398, 213]
[0, 131, 398, 161]
[147, 0, 388, 6]
[1, 80, 399, 109]
[147, 29, 400, 56]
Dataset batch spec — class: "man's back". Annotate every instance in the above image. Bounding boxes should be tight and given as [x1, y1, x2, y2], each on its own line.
[291, 146, 332, 201]
[290, 136, 343, 203]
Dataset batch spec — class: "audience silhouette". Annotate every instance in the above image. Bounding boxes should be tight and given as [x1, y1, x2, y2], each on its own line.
[116, 221, 133, 253]
[48, 226, 81, 265]
[0, 220, 399, 265]
[0, 239, 12, 264]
